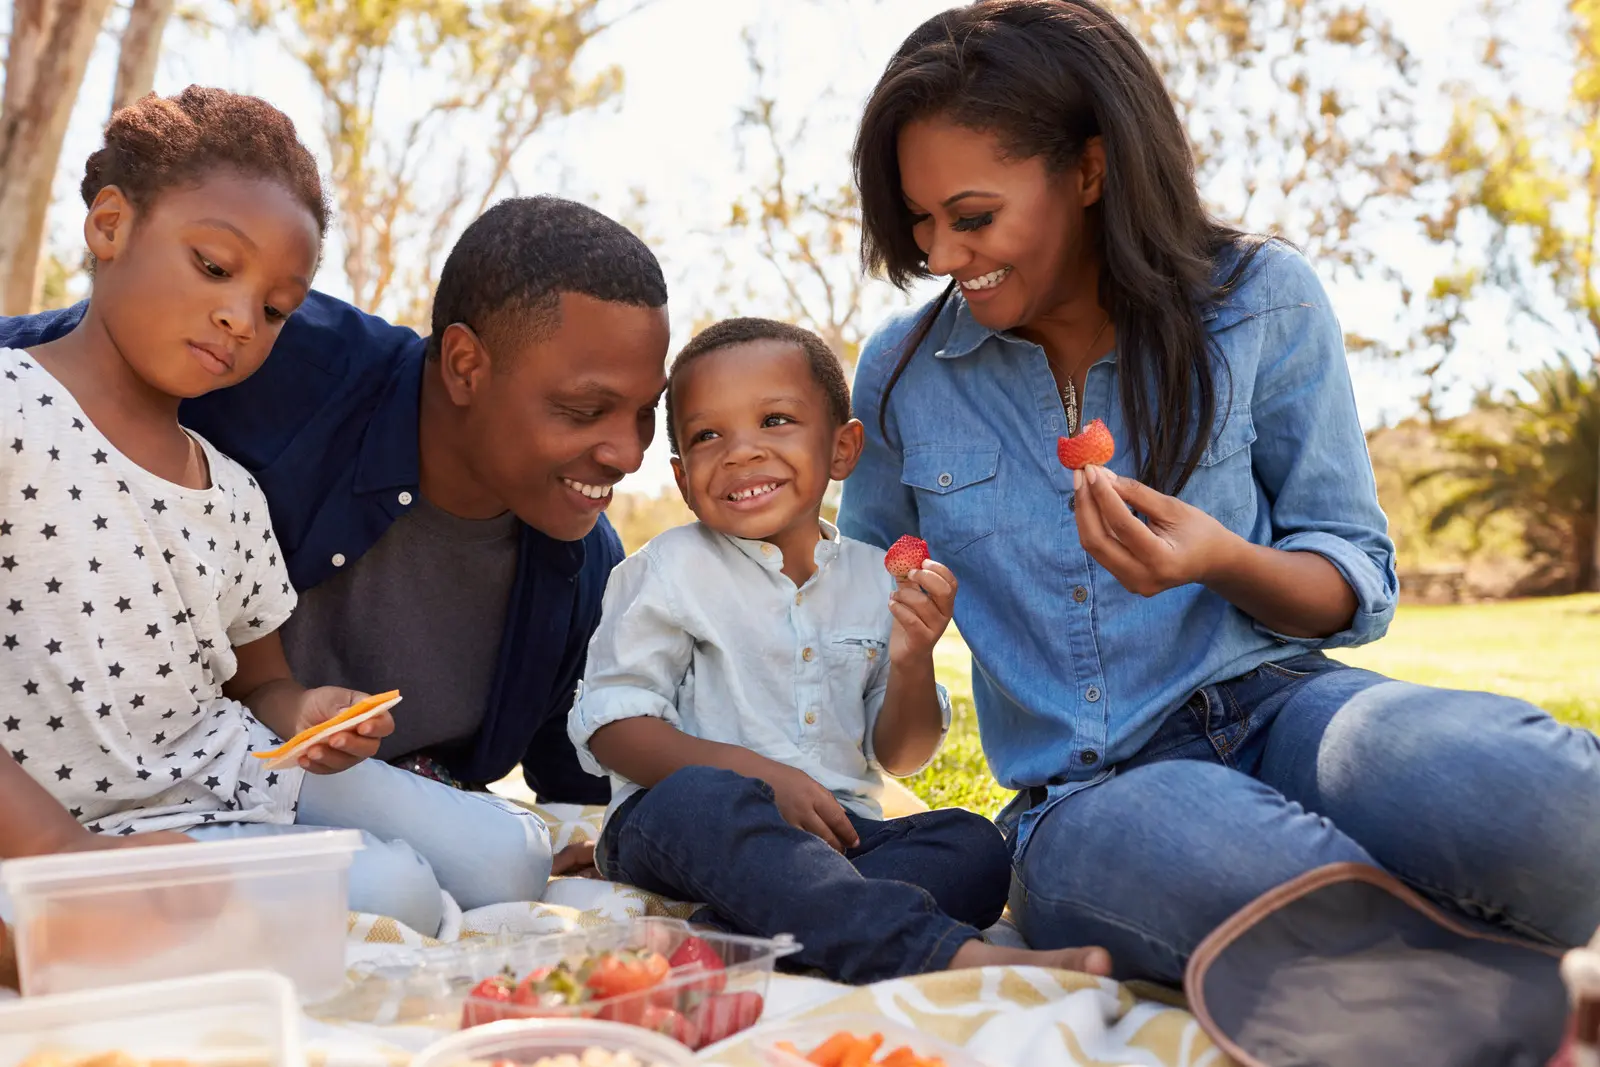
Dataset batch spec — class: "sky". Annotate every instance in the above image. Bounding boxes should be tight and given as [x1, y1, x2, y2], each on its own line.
[21, 0, 1577, 494]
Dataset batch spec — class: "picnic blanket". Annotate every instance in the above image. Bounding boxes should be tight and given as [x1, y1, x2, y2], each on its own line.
[305, 802, 1231, 1067]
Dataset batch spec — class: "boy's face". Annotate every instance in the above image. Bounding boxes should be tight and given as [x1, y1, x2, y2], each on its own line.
[670, 340, 863, 546]
[455, 292, 670, 541]
[88, 173, 320, 398]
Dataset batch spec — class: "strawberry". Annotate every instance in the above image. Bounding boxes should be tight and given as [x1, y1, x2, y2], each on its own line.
[689, 990, 764, 1049]
[667, 936, 727, 996]
[460, 973, 515, 1028]
[640, 1004, 700, 1047]
[883, 535, 930, 580]
[586, 948, 671, 1000]
[1056, 418, 1115, 470]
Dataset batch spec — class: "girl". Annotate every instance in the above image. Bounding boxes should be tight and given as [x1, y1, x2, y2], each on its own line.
[840, 0, 1600, 984]
[0, 87, 552, 938]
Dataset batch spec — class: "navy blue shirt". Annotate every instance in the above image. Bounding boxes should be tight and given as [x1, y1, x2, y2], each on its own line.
[0, 294, 619, 803]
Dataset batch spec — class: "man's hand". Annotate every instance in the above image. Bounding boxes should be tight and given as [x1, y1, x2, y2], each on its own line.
[292, 686, 393, 773]
[888, 560, 958, 666]
[551, 840, 603, 879]
[764, 762, 859, 854]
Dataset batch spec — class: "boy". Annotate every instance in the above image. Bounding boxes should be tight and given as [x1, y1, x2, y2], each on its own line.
[569, 318, 1112, 983]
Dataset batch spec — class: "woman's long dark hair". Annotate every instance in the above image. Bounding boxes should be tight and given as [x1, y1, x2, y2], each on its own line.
[853, 0, 1265, 494]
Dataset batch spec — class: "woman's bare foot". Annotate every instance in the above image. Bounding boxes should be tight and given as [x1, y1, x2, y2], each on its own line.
[948, 937, 1113, 977]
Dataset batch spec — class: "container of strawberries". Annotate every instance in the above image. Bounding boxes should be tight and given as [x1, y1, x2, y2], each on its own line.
[455, 918, 799, 1052]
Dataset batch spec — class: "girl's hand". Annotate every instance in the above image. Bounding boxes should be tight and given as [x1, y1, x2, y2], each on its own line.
[294, 686, 393, 774]
[1074, 465, 1236, 596]
[888, 560, 958, 666]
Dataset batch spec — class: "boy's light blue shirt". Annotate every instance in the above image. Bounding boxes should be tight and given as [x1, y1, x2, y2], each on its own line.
[838, 241, 1398, 853]
[570, 520, 952, 827]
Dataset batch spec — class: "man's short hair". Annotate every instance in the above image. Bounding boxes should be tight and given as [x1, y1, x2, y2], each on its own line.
[427, 195, 668, 360]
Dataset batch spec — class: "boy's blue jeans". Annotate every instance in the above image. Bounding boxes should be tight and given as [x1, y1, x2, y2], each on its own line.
[1008, 652, 1600, 984]
[598, 765, 1012, 984]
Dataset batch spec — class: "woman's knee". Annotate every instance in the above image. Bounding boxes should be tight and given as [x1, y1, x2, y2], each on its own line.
[346, 832, 446, 938]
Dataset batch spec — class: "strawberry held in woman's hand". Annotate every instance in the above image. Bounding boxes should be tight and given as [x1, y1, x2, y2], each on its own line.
[884, 535, 930, 580]
[1057, 419, 1115, 470]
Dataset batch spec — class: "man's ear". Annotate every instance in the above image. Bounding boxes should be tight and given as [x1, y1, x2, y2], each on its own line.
[829, 418, 866, 481]
[436, 322, 493, 408]
[83, 186, 135, 266]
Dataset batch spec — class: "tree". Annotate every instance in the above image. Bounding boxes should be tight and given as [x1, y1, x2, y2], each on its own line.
[1416, 357, 1599, 593]
[1414, 0, 1600, 588]
[236, 0, 630, 327]
[0, 0, 114, 315]
[110, 0, 179, 114]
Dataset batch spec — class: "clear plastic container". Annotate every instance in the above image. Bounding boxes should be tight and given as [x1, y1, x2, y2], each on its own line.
[750, 1014, 989, 1067]
[0, 970, 303, 1067]
[411, 1018, 697, 1067]
[1, 830, 362, 1000]
[332, 918, 798, 1050]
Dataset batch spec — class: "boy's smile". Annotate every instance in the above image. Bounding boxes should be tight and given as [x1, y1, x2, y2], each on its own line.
[671, 339, 862, 583]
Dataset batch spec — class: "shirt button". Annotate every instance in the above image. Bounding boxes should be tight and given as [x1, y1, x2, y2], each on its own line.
[331, 553, 346, 568]
[762, 544, 774, 556]
[866, 647, 878, 661]
[1081, 749, 1100, 766]
[794, 593, 803, 606]
[937, 472, 953, 488]
[802, 647, 814, 662]
[398, 491, 414, 506]
[1073, 585, 1088, 603]
[805, 710, 818, 725]
[1085, 685, 1101, 702]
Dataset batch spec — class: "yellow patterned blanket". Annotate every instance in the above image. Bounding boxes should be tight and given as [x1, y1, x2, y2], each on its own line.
[303, 803, 1231, 1067]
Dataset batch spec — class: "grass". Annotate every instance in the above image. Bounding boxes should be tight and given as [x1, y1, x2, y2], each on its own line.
[905, 594, 1600, 816]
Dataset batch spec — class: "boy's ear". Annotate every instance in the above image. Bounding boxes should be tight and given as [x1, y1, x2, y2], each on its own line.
[436, 322, 493, 407]
[829, 418, 866, 482]
[670, 455, 692, 508]
[83, 186, 134, 266]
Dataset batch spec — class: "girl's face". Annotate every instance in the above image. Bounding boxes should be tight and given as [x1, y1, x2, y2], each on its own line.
[85, 171, 321, 399]
[897, 116, 1105, 330]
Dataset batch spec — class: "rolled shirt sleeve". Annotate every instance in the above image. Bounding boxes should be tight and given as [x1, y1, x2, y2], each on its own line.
[567, 551, 691, 777]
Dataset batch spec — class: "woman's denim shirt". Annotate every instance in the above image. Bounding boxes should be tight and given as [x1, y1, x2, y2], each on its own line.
[838, 241, 1397, 845]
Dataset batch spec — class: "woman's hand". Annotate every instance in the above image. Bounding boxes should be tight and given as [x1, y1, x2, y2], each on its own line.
[1073, 465, 1236, 596]
[888, 561, 958, 666]
[292, 686, 393, 773]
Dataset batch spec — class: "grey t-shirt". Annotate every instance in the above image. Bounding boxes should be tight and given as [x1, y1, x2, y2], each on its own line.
[279, 496, 519, 760]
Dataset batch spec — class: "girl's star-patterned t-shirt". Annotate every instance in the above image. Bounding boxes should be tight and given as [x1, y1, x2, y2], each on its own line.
[0, 348, 303, 835]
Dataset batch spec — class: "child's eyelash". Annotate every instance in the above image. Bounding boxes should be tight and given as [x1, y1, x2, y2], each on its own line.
[194, 251, 228, 278]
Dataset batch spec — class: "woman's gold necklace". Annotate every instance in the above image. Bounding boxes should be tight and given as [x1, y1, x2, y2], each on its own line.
[1060, 315, 1111, 435]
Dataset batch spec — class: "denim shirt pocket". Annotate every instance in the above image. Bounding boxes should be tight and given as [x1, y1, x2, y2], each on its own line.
[1180, 405, 1258, 529]
[902, 447, 1000, 554]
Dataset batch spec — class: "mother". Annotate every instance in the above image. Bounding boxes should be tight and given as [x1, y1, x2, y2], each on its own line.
[839, 0, 1600, 984]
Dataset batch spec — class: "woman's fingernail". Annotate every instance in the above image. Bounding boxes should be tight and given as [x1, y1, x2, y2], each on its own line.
[1087, 466, 1098, 486]
[1072, 470, 1082, 491]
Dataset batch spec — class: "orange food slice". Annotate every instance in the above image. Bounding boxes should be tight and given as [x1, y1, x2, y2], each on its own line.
[252, 689, 401, 761]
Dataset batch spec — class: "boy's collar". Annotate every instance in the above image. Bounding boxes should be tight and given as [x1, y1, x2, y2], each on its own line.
[722, 518, 841, 574]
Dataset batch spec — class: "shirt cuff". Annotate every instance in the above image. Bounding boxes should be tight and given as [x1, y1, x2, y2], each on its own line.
[869, 683, 953, 777]
[566, 683, 683, 778]
[1254, 530, 1398, 649]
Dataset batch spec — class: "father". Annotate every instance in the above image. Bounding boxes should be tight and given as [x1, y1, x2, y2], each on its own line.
[0, 196, 671, 868]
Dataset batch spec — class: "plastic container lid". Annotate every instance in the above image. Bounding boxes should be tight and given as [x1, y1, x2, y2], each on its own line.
[411, 1018, 698, 1067]
[748, 1013, 990, 1067]
[0, 970, 304, 1067]
[0, 830, 363, 894]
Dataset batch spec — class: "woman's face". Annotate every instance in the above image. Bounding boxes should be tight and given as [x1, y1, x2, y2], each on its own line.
[897, 116, 1103, 330]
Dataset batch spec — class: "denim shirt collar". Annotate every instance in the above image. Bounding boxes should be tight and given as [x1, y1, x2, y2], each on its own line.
[933, 287, 1226, 363]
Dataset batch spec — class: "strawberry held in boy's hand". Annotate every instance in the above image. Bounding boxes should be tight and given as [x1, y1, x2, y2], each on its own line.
[883, 535, 930, 580]
[1057, 418, 1115, 470]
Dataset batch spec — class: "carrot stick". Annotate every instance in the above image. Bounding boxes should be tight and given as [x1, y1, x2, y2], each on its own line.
[838, 1034, 884, 1067]
[880, 1049, 921, 1067]
[805, 1032, 860, 1067]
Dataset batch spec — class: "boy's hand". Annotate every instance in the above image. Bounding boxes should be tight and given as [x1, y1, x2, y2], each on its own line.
[888, 560, 958, 666]
[293, 686, 393, 773]
[765, 762, 860, 854]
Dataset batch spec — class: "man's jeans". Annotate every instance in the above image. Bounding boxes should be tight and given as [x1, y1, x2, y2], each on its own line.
[600, 765, 1012, 984]
[1010, 652, 1600, 984]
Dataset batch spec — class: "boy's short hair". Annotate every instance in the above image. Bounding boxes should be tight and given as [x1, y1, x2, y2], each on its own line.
[666, 318, 852, 455]
[428, 195, 668, 361]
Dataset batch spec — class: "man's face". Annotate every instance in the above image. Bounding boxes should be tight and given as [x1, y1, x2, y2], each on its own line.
[458, 292, 670, 541]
